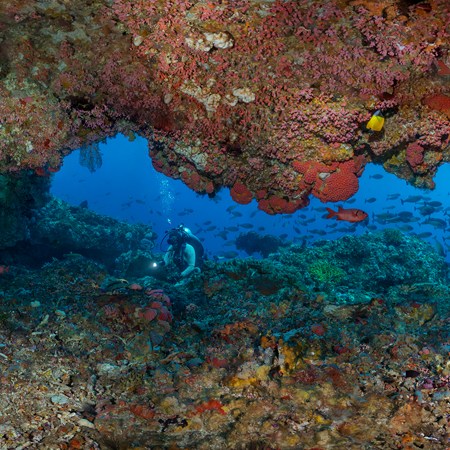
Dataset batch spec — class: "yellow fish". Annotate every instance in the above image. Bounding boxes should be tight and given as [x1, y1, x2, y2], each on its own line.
[366, 110, 384, 131]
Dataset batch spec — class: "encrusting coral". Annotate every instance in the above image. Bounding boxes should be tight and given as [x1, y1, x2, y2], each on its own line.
[0, 0, 449, 210]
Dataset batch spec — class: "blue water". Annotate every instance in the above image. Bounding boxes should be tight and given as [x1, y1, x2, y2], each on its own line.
[51, 134, 450, 262]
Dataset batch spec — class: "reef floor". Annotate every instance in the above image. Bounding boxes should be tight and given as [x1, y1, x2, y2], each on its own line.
[0, 253, 449, 450]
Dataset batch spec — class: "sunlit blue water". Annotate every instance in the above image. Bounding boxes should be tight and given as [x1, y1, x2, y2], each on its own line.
[51, 134, 450, 262]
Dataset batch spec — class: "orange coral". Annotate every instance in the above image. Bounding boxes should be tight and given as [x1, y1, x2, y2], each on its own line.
[230, 181, 253, 204]
[129, 404, 155, 420]
[312, 159, 359, 202]
[215, 320, 258, 343]
[422, 93, 450, 117]
[258, 195, 309, 214]
[181, 168, 214, 194]
[292, 161, 339, 185]
[255, 189, 268, 200]
[137, 307, 158, 322]
[194, 399, 226, 415]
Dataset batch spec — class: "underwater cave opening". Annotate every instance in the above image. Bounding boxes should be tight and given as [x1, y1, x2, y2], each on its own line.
[48, 133, 450, 268]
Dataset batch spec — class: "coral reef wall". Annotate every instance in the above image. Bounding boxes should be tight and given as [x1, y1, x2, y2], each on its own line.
[1, 0, 449, 212]
[0, 173, 50, 248]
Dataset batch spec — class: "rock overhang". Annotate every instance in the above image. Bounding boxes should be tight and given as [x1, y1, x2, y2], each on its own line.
[0, 0, 449, 212]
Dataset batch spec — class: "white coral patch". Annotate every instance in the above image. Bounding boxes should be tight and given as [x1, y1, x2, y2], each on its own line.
[133, 35, 144, 46]
[163, 93, 173, 104]
[224, 94, 238, 106]
[185, 34, 214, 52]
[232, 87, 256, 103]
[180, 80, 221, 112]
[203, 31, 234, 49]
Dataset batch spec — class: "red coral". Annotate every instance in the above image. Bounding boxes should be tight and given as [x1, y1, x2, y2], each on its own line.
[311, 323, 326, 336]
[143, 296, 173, 323]
[206, 356, 228, 368]
[181, 169, 201, 191]
[145, 289, 172, 307]
[292, 161, 339, 184]
[422, 94, 450, 116]
[3, 0, 447, 206]
[405, 141, 425, 170]
[292, 161, 318, 184]
[258, 194, 309, 214]
[255, 189, 267, 200]
[151, 156, 179, 178]
[230, 182, 253, 204]
[137, 307, 158, 322]
[353, 155, 367, 176]
[293, 368, 319, 385]
[325, 366, 346, 388]
[436, 60, 450, 76]
[268, 197, 288, 214]
[257, 199, 275, 215]
[150, 301, 162, 309]
[158, 305, 172, 323]
[312, 159, 359, 202]
[129, 404, 155, 420]
[151, 159, 165, 173]
[194, 399, 226, 415]
[181, 168, 214, 194]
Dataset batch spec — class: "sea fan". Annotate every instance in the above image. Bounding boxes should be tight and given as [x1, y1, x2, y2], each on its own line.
[79, 142, 102, 172]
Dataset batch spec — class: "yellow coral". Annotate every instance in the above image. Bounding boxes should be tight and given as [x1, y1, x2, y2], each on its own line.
[279, 342, 305, 374]
[228, 376, 258, 388]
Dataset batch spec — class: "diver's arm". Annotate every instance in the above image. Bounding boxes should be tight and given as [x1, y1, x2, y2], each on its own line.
[180, 244, 196, 278]
[163, 245, 173, 265]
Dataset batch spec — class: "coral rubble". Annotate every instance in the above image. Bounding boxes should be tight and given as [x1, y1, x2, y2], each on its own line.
[0, 229, 449, 448]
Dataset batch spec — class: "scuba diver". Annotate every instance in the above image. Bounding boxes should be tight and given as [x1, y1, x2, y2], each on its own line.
[160, 225, 204, 284]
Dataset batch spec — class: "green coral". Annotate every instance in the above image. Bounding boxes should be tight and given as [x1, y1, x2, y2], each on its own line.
[308, 260, 346, 285]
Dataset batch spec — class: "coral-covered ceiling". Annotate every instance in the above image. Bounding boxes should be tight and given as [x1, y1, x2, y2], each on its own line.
[0, 0, 449, 212]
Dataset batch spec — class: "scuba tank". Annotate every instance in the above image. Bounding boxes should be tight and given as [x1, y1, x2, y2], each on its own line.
[181, 226, 204, 268]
